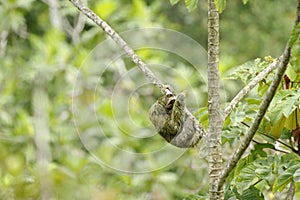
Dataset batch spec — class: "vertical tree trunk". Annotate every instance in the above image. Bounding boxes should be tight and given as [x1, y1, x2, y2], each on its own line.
[33, 75, 53, 200]
[207, 0, 223, 199]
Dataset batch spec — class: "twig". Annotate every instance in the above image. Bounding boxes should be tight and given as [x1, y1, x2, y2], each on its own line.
[252, 140, 290, 154]
[243, 122, 297, 153]
[253, 178, 263, 186]
[224, 57, 282, 119]
[69, 0, 167, 94]
[286, 181, 295, 200]
[71, 11, 86, 44]
[44, 0, 63, 29]
[0, 30, 8, 58]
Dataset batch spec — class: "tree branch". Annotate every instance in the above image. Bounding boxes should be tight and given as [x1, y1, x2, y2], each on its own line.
[217, 40, 291, 191]
[242, 122, 297, 153]
[217, 0, 300, 191]
[68, 0, 167, 94]
[43, 0, 63, 29]
[0, 30, 8, 58]
[252, 140, 290, 154]
[223, 56, 282, 119]
[69, 0, 208, 148]
[286, 181, 295, 200]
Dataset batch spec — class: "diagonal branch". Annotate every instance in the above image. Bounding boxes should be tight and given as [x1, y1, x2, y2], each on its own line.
[242, 122, 297, 153]
[217, 41, 291, 191]
[69, 0, 167, 94]
[69, 0, 208, 148]
[218, 0, 300, 192]
[223, 56, 282, 119]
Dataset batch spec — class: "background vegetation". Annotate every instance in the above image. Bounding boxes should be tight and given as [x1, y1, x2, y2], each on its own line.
[0, 0, 298, 199]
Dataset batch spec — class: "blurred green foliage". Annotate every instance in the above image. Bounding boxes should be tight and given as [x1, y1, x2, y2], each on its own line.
[0, 0, 298, 199]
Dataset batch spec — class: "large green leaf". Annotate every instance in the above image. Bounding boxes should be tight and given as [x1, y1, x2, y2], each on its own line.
[286, 65, 299, 82]
[273, 171, 293, 192]
[236, 164, 257, 188]
[267, 89, 300, 125]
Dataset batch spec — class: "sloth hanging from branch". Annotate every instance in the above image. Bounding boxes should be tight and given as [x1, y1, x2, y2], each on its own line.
[149, 86, 204, 148]
[69, 0, 206, 148]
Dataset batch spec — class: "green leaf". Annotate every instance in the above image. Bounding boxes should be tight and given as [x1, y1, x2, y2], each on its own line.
[233, 156, 253, 179]
[184, 194, 208, 200]
[273, 171, 293, 192]
[224, 190, 236, 200]
[253, 143, 275, 158]
[286, 65, 298, 82]
[293, 168, 300, 182]
[290, 24, 300, 74]
[242, 0, 249, 4]
[170, 0, 181, 5]
[267, 89, 300, 125]
[254, 143, 275, 150]
[95, 1, 117, 19]
[241, 186, 264, 200]
[280, 128, 292, 139]
[255, 167, 271, 178]
[185, 0, 198, 12]
[273, 164, 300, 192]
[236, 164, 257, 190]
[228, 59, 265, 84]
[290, 23, 300, 48]
[214, 0, 226, 13]
[280, 153, 299, 165]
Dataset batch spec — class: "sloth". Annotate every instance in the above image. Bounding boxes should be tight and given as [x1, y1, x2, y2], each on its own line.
[149, 91, 204, 148]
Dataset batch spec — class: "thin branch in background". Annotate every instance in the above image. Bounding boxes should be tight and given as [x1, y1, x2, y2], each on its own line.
[71, 11, 86, 44]
[33, 81, 53, 200]
[252, 140, 290, 154]
[0, 30, 8, 58]
[253, 179, 263, 186]
[63, 0, 87, 44]
[242, 122, 297, 153]
[43, 0, 86, 44]
[44, 0, 63, 29]
[223, 56, 282, 119]
[217, 40, 291, 191]
[286, 181, 295, 200]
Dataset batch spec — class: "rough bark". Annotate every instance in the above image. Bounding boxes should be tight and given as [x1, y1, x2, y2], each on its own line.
[207, 0, 223, 199]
